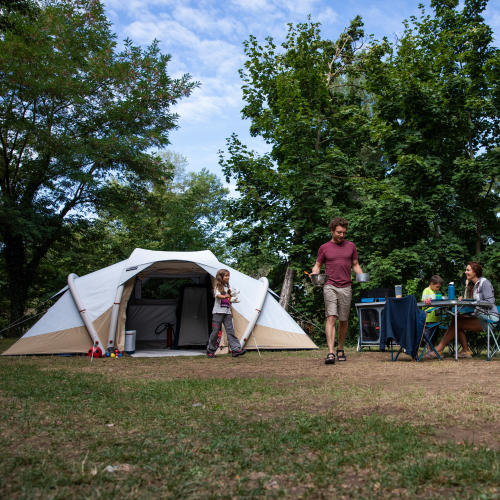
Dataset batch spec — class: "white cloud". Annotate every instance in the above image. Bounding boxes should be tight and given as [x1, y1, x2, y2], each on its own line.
[359, 5, 408, 40]
[230, 0, 275, 13]
[103, 0, 499, 176]
[172, 5, 246, 39]
[173, 78, 243, 124]
[279, 0, 321, 16]
[317, 7, 339, 26]
[484, 8, 500, 45]
[126, 17, 200, 47]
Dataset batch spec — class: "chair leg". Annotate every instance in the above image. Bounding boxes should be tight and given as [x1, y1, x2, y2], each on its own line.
[417, 332, 442, 361]
[391, 343, 404, 361]
[487, 324, 500, 361]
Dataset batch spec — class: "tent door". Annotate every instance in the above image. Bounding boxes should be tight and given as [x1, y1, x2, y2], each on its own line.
[175, 285, 210, 347]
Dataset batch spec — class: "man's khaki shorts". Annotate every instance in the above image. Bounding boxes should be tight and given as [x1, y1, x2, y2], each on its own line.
[323, 285, 352, 321]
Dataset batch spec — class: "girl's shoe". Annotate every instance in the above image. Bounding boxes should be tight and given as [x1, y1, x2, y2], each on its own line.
[457, 349, 472, 359]
[232, 349, 246, 357]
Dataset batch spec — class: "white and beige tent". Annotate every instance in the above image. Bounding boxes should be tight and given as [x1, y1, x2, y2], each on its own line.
[3, 249, 317, 355]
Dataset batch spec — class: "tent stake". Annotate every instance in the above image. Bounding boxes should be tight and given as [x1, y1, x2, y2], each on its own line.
[253, 337, 261, 358]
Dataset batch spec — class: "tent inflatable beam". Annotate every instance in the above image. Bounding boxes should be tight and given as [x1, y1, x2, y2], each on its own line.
[67, 273, 102, 350]
[106, 284, 124, 351]
[239, 277, 268, 348]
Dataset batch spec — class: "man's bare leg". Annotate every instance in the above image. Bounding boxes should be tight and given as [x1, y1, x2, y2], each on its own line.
[337, 320, 348, 351]
[325, 315, 337, 354]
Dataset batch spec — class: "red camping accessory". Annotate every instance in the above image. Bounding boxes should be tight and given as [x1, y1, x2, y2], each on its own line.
[87, 345, 102, 358]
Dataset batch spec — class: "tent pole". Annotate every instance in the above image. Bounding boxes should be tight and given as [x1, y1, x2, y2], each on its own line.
[106, 285, 124, 351]
[67, 273, 102, 350]
[239, 277, 268, 349]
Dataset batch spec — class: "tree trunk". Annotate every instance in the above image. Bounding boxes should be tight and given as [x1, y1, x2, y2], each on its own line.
[279, 265, 295, 311]
[4, 234, 30, 337]
[475, 220, 482, 256]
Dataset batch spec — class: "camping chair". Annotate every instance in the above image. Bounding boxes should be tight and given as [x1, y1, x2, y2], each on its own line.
[380, 296, 427, 361]
[416, 306, 448, 361]
[486, 306, 500, 361]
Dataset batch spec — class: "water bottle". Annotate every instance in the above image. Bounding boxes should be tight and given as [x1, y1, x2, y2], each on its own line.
[448, 282, 455, 300]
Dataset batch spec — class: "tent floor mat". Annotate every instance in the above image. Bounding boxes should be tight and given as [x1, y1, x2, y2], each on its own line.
[130, 349, 205, 358]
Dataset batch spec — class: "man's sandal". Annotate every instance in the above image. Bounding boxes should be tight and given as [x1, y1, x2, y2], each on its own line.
[325, 352, 336, 365]
[336, 349, 346, 361]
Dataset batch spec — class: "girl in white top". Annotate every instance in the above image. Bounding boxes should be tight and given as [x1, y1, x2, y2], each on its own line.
[206, 269, 246, 358]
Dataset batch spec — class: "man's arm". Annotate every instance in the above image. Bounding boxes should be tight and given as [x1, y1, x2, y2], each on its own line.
[352, 259, 363, 275]
[312, 261, 322, 274]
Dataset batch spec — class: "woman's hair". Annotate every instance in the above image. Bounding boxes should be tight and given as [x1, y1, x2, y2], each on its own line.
[465, 261, 483, 297]
[467, 261, 483, 278]
[429, 275, 443, 285]
[215, 269, 230, 294]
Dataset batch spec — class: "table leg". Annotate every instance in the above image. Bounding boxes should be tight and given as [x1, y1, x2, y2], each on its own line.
[454, 304, 458, 361]
[487, 322, 490, 361]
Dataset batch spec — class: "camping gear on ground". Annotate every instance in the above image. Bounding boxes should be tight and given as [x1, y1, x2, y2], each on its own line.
[3, 249, 317, 356]
[124, 330, 136, 354]
[152, 322, 174, 348]
[355, 273, 370, 282]
[87, 345, 102, 358]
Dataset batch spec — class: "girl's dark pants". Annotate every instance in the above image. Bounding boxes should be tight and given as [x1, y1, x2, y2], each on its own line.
[207, 313, 241, 353]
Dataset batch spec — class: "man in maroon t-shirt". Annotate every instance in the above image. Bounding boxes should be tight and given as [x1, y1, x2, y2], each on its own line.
[311, 217, 363, 364]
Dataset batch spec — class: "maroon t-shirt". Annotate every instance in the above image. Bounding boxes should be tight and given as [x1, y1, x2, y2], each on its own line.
[317, 240, 358, 287]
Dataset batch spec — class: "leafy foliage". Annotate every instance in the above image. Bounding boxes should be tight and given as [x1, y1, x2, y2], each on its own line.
[18, 154, 228, 330]
[222, 2, 499, 344]
[0, 0, 198, 332]
[220, 18, 372, 275]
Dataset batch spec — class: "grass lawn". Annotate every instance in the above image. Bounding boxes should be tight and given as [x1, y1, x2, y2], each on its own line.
[1, 339, 499, 499]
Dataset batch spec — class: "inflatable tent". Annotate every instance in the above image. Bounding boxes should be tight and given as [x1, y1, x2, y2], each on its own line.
[3, 249, 317, 355]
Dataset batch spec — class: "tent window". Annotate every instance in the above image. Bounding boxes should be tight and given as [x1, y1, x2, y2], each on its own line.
[140, 278, 197, 300]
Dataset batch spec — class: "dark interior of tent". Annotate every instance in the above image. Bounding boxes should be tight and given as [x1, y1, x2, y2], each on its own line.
[125, 265, 215, 351]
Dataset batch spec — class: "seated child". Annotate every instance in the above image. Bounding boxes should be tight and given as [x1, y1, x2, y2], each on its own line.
[422, 275, 444, 340]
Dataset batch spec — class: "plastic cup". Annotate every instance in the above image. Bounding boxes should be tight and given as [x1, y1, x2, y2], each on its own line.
[395, 285, 402, 298]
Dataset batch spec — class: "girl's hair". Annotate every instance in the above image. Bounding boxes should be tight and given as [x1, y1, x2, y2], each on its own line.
[215, 269, 230, 294]
[430, 275, 443, 285]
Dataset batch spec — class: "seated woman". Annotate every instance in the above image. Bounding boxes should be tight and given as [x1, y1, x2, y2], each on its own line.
[424, 261, 497, 359]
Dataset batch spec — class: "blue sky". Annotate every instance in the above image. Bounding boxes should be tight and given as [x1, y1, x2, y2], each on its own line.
[103, 0, 500, 181]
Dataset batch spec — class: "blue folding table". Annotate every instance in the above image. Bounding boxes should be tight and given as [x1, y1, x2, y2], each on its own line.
[416, 299, 493, 361]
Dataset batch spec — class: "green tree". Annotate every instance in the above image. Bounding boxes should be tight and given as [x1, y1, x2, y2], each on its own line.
[0, 0, 198, 333]
[26, 154, 228, 319]
[359, 0, 499, 294]
[220, 18, 374, 305]
[222, 3, 499, 345]
[93, 152, 229, 257]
